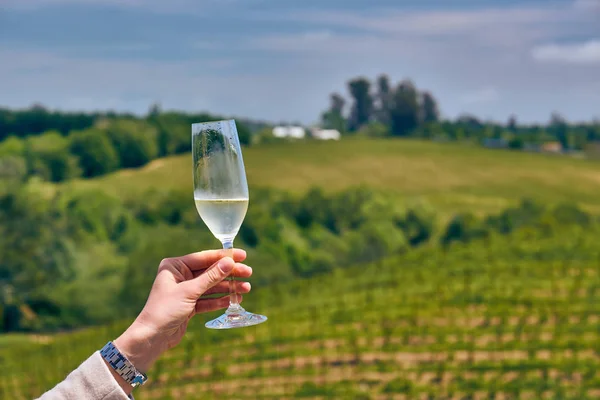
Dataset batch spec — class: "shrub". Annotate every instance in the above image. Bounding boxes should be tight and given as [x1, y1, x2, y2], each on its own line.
[70, 128, 119, 177]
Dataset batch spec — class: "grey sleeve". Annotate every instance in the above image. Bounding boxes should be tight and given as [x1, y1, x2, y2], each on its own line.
[36, 351, 133, 400]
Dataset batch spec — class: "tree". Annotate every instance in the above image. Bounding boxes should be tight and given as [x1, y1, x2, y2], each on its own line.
[375, 74, 393, 126]
[0, 136, 25, 157]
[151, 113, 190, 156]
[105, 120, 159, 168]
[550, 112, 569, 150]
[441, 213, 488, 247]
[320, 93, 346, 133]
[390, 80, 419, 136]
[0, 182, 76, 330]
[420, 91, 439, 124]
[347, 77, 373, 131]
[507, 115, 517, 132]
[236, 121, 252, 147]
[70, 128, 119, 177]
[0, 105, 96, 141]
[26, 131, 80, 182]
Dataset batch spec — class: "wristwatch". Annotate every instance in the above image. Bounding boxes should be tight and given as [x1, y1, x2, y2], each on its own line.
[100, 341, 148, 388]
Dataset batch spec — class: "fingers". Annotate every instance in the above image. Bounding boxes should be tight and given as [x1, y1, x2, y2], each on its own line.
[195, 295, 243, 314]
[192, 263, 252, 279]
[177, 249, 247, 271]
[180, 257, 235, 298]
[201, 281, 251, 296]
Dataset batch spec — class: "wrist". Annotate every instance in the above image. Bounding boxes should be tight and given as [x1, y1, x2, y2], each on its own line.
[113, 320, 167, 374]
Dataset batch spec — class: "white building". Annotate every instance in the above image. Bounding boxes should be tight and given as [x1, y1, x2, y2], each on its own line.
[311, 128, 341, 141]
[272, 126, 306, 139]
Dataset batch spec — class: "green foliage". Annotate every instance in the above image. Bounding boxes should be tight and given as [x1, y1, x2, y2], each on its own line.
[395, 202, 437, 246]
[508, 135, 524, 149]
[0, 105, 97, 141]
[441, 213, 488, 247]
[0, 155, 27, 181]
[356, 122, 389, 138]
[26, 131, 81, 182]
[383, 377, 414, 394]
[321, 74, 599, 151]
[63, 189, 135, 243]
[104, 120, 159, 168]
[0, 182, 76, 330]
[390, 79, 420, 136]
[321, 93, 347, 133]
[150, 113, 191, 156]
[0, 136, 25, 156]
[69, 128, 119, 177]
[0, 108, 255, 185]
[235, 120, 252, 147]
[348, 77, 373, 131]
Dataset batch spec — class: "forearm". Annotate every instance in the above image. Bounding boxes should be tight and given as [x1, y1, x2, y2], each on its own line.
[109, 320, 169, 395]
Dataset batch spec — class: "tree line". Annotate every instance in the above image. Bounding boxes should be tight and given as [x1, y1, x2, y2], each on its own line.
[321, 74, 600, 150]
[0, 105, 251, 183]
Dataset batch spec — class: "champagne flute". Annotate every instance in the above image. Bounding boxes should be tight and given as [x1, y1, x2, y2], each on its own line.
[192, 119, 267, 329]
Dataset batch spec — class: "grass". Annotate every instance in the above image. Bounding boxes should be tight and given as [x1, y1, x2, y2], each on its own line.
[62, 138, 600, 215]
[1, 228, 598, 399]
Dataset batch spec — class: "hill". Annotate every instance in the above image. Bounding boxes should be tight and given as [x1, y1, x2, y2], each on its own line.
[1, 227, 598, 399]
[2, 138, 600, 399]
[63, 138, 600, 215]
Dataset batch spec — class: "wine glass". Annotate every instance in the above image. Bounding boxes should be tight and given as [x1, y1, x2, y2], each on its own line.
[192, 119, 267, 329]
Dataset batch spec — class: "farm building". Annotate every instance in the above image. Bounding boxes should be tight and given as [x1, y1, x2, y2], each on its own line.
[311, 128, 341, 140]
[273, 126, 306, 139]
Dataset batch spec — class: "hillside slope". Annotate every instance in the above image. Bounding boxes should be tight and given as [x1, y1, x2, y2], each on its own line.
[64, 138, 600, 214]
[2, 228, 598, 399]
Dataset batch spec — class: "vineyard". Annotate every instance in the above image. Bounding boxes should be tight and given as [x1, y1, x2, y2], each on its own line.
[2, 226, 598, 399]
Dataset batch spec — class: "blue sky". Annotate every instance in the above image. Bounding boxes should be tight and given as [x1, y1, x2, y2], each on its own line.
[1, 0, 599, 124]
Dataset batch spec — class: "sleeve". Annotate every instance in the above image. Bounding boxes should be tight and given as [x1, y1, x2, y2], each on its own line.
[36, 351, 133, 400]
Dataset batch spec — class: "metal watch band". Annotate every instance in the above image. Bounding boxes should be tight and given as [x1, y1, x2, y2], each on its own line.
[100, 341, 148, 388]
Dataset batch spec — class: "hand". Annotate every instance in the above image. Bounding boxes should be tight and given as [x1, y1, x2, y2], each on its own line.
[110, 249, 252, 393]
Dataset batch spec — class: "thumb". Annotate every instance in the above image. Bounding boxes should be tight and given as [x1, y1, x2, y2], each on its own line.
[183, 257, 235, 298]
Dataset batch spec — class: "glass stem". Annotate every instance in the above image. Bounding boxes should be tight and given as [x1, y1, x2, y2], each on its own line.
[222, 240, 241, 311]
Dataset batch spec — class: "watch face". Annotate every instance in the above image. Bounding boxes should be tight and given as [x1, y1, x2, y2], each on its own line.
[132, 375, 146, 387]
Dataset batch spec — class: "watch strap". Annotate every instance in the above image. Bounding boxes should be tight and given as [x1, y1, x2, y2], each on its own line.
[100, 341, 148, 388]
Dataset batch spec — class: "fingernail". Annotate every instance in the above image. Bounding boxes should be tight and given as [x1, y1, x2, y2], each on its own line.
[219, 258, 234, 273]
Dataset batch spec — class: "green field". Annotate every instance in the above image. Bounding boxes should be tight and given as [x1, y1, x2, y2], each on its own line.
[2, 228, 598, 399]
[64, 138, 600, 215]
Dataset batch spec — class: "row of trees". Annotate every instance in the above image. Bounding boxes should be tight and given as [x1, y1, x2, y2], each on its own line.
[321, 75, 439, 137]
[321, 74, 600, 151]
[0, 108, 251, 183]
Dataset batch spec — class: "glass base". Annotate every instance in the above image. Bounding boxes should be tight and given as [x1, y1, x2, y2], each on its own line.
[205, 304, 267, 329]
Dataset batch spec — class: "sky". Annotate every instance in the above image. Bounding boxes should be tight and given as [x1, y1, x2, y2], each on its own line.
[1, 0, 599, 124]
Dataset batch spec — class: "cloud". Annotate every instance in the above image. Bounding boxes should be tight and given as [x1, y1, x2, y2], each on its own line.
[248, 4, 596, 54]
[252, 6, 565, 36]
[532, 40, 600, 64]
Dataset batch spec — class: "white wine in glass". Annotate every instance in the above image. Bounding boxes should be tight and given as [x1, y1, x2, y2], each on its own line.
[192, 119, 267, 329]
